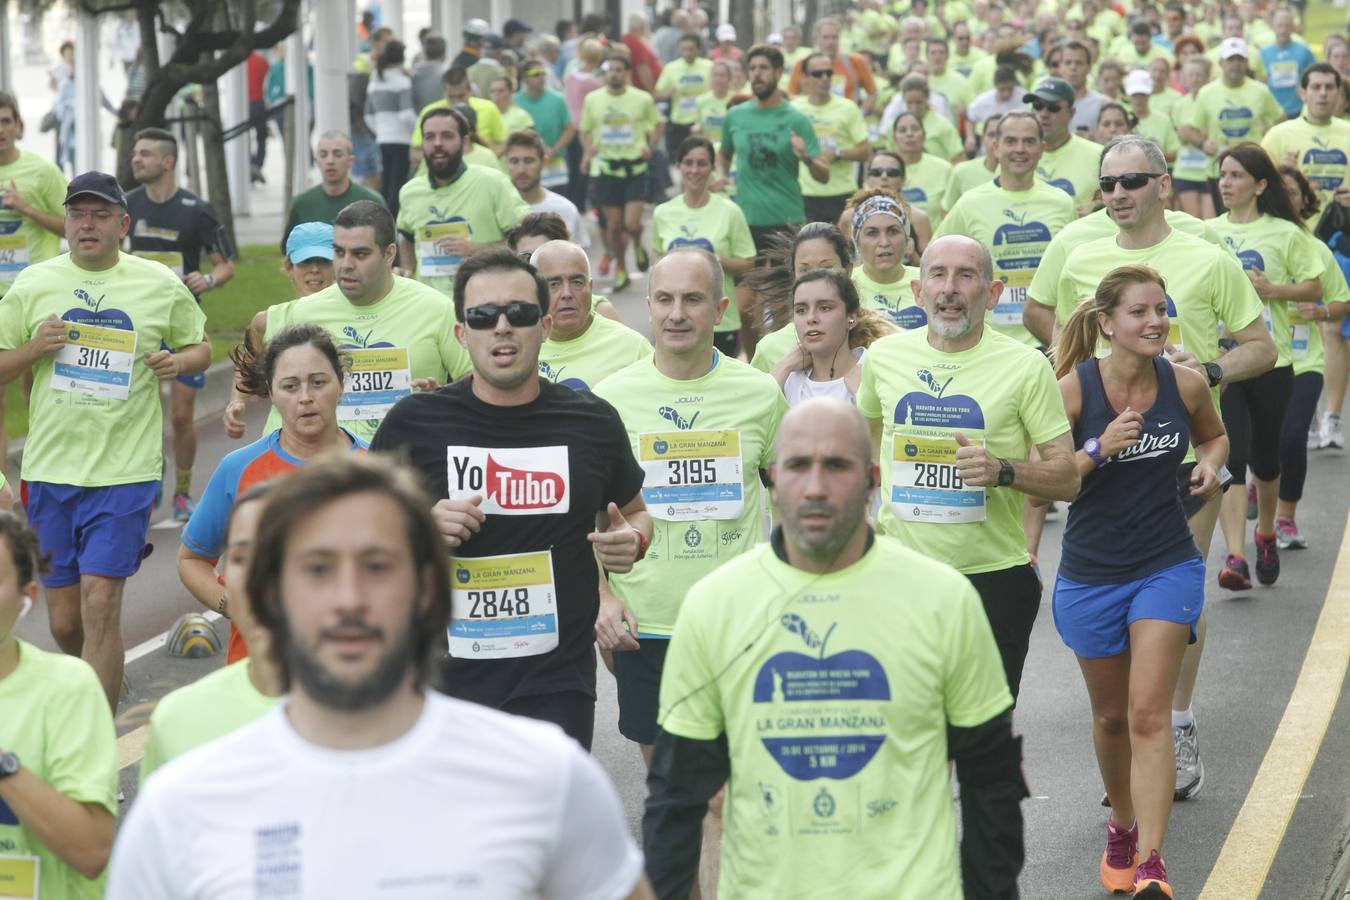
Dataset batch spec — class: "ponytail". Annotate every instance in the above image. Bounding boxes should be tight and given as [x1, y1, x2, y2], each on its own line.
[1053, 299, 1103, 379]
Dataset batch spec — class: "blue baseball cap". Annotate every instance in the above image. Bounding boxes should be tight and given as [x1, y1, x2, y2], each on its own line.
[285, 221, 334, 263]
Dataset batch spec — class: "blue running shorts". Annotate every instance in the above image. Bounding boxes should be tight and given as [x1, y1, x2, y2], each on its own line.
[1052, 556, 1205, 659]
[27, 481, 159, 587]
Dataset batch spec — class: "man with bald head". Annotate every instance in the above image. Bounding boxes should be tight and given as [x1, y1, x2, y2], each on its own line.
[643, 397, 1028, 899]
[532, 240, 650, 392]
[859, 234, 1080, 703]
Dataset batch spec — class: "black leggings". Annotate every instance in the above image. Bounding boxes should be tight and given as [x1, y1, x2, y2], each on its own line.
[963, 564, 1043, 703]
[1220, 365, 1293, 483]
[1278, 370, 1323, 503]
[379, 143, 410, 220]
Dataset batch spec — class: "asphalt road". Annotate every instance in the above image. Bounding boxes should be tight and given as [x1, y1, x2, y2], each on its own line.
[14, 270, 1350, 899]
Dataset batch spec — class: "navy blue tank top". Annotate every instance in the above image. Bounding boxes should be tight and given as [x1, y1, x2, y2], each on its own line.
[1060, 357, 1200, 584]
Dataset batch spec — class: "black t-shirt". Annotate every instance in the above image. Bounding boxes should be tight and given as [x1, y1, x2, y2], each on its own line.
[124, 186, 230, 277]
[370, 377, 645, 706]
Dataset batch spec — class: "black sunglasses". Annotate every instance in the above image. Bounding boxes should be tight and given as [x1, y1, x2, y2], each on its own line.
[463, 301, 543, 329]
[868, 167, 903, 177]
[1029, 100, 1063, 113]
[1098, 172, 1165, 192]
[807, 69, 834, 78]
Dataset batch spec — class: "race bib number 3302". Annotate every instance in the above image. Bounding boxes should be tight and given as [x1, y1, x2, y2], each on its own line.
[338, 346, 411, 421]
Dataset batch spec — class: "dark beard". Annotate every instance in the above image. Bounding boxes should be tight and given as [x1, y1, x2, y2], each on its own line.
[428, 149, 463, 180]
[284, 611, 416, 712]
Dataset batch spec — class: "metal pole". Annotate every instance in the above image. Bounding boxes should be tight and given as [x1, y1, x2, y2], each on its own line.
[430, 0, 450, 35]
[383, 0, 404, 39]
[220, 59, 250, 216]
[286, 26, 309, 195]
[74, 11, 101, 174]
[0, 1, 12, 95]
[490, 0, 509, 29]
[312, 0, 350, 142]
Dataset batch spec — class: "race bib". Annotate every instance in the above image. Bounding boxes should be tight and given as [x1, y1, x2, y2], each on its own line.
[1178, 144, 1208, 170]
[1269, 59, 1299, 89]
[890, 433, 986, 523]
[338, 346, 411, 421]
[677, 95, 698, 117]
[639, 430, 744, 520]
[446, 445, 571, 515]
[542, 155, 568, 188]
[0, 854, 39, 899]
[417, 222, 469, 277]
[0, 235, 28, 283]
[51, 321, 136, 401]
[600, 121, 635, 148]
[449, 551, 558, 659]
[136, 250, 185, 276]
[1291, 324, 1310, 360]
[993, 268, 1033, 325]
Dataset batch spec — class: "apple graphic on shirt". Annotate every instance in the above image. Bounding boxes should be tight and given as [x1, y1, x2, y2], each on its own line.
[63, 288, 134, 333]
[1234, 248, 1265, 273]
[1218, 105, 1255, 139]
[752, 612, 891, 781]
[992, 217, 1051, 249]
[893, 370, 986, 431]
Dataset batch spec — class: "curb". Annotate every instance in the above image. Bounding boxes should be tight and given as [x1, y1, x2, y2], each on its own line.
[5, 358, 239, 476]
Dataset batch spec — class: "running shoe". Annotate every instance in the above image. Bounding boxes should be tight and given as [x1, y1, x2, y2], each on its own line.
[1254, 530, 1280, 585]
[173, 493, 196, 523]
[598, 253, 613, 277]
[1174, 721, 1204, 801]
[1322, 412, 1344, 449]
[1276, 516, 1307, 550]
[1246, 480, 1257, 520]
[1133, 850, 1173, 898]
[614, 270, 631, 292]
[634, 243, 650, 272]
[1218, 554, 1251, 591]
[1308, 424, 1325, 450]
[1100, 818, 1138, 894]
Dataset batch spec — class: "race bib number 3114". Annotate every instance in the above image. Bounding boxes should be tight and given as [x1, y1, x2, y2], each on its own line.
[51, 322, 136, 401]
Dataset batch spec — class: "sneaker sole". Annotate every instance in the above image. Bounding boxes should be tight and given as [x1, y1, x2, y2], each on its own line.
[1218, 569, 1251, 591]
[1277, 538, 1308, 550]
[1256, 566, 1279, 586]
[1134, 882, 1174, 898]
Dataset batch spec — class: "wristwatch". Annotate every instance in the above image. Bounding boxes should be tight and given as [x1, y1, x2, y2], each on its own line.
[0, 751, 19, 780]
[1083, 437, 1108, 468]
[1204, 361, 1223, 388]
[996, 457, 1015, 487]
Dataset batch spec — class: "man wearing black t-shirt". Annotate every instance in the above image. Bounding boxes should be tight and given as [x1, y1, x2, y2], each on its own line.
[371, 248, 652, 749]
[126, 127, 235, 522]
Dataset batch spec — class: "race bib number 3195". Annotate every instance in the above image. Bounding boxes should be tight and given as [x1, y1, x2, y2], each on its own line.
[446, 445, 571, 515]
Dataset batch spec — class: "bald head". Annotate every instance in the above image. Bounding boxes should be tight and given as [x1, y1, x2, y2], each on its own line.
[777, 398, 872, 468]
[650, 247, 725, 301]
[530, 240, 593, 340]
[530, 239, 590, 277]
[919, 234, 994, 284]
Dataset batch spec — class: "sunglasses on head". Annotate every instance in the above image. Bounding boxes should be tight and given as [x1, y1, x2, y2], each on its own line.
[1029, 100, 1063, 113]
[808, 69, 834, 78]
[1098, 172, 1165, 192]
[868, 167, 902, 177]
[463, 301, 543, 329]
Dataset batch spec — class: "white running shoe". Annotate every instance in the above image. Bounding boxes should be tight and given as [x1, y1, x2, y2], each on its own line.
[1322, 412, 1344, 450]
[1174, 721, 1204, 801]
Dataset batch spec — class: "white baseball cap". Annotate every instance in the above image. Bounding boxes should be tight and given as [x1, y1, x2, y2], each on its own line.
[464, 18, 491, 38]
[1124, 69, 1154, 95]
[715, 23, 737, 42]
[767, 32, 784, 45]
[1220, 36, 1249, 59]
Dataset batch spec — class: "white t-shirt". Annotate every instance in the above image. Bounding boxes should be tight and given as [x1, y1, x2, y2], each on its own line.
[784, 347, 866, 406]
[108, 693, 643, 900]
[532, 190, 592, 250]
[966, 89, 1026, 127]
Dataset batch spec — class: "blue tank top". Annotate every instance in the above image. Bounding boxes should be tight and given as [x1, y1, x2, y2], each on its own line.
[1060, 357, 1199, 584]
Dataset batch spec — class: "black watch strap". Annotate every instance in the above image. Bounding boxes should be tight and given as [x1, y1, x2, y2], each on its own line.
[1205, 361, 1223, 387]
[996, 457, 1015, 487]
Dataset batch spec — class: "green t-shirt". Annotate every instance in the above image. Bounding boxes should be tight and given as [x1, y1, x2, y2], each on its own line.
[1036, 134, 1102, 209]
[262, 275, 473, 441]
[1149, 87, 1183, 121]
[1172, 95, 1214, 182]
[749, 323, 799, 374]
[922, 108, 964, 162]
[1261, 117, 1350, 209]
[899, 154, 953, 229]
[656, 58, 714, 125]
[283, 179, 385, 250]
[950, 47, 988, 78]
[0, 252, 206, 486]
[513, 89, 572, 147]
[657, 537, 1013, 898]
[928, 70, 974, 116]
[594, 353, 786, 635]
[0, 642, 116, 900]
[857, 327, 1070, 574]
[651, 193, 757, 333]
[395, 165, 531, 294]
[500, 104, 534, 136]
[0, 149, 66, 297]
[1027, 207, 1228, 313]
[936, 179, 1075, 346]
[463, 142, 505, 173]
[1135, 111, 1181, 160]
[1111, 41, 1173, 69]
[411, 96, 506, 148]
[940, 157, 998, 219]
[724, 102, 821, 227]
[1210, 212, 1325, 369]
[791, 95, 870, 198]
[1294, 238, 1350, 375]
[853, 265, 926, 330]
[580, 86, 661, 166]
[1191, 78, 1285, 149]
[695, 93, 731, 146]
[538, 312, 652, 391]
[140, 660, 277, 783]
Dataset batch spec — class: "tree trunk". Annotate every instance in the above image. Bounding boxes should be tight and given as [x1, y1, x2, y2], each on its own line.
[199, 75, 236, 253]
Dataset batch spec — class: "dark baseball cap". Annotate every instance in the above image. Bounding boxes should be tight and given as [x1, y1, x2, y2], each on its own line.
[504, 18, 533, 37]
[1022, 77, 1076, 106]
[64, 171, 126, 208]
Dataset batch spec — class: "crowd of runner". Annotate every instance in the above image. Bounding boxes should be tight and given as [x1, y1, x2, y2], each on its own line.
[0, 1, 1348, 897]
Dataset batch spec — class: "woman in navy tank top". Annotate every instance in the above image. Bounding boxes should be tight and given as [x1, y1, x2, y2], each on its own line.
[1048, 265, 1229, 899]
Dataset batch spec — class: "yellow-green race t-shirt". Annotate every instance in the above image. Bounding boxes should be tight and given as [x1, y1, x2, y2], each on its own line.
[538, 312, 652, 391]
[0, 252, 206, 486]
[852, 265, 925, 330]
[657, 537, 1013, 898]
[791, 95, 870, 198]
[935, 179, 1075, 346]
[1294, 238, 1350, 376]
[0, 149, 66, 297]
[262, 275, 473, 441]
[856, 327, 1071, 574]
[651, 193, 757, 333]
[1036, 134, 1102, 210]
[1261, 117, 1350, 210]
[898, 154, 952, 228]
[1191, 78, 1285, 149]
[580, 86, 661, 168]
[0, 642, 116, 900]
[594, 352, 786, 635]
[656, 58, 714, 126]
